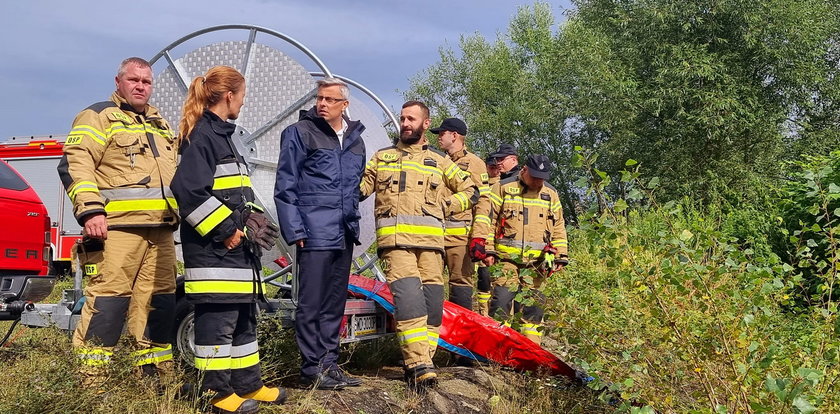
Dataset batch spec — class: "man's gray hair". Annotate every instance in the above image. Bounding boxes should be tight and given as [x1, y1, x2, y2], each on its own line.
[117, 57, 152, 77]
[316, 77, 350, 100]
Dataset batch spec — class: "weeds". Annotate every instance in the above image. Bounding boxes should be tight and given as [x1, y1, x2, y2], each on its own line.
[543, 148, 840, 412]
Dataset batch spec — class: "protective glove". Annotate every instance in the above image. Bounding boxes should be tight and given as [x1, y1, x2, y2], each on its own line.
[243, 207, 280, 251]
[547, 255, 569, 277]
[469, 238, 488, 261]
[540, 245, 558, 265]
[537, 245, 559, 275]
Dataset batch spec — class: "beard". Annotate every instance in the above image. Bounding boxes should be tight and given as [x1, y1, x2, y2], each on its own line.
[399, 127, 423, 145]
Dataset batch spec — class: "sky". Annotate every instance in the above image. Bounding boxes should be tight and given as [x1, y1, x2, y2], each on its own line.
[0, 0, 572, 140]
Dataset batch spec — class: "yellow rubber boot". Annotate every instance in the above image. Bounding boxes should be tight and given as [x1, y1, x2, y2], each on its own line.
[210, 393, 258, 414]
[242, 385, 287, 405]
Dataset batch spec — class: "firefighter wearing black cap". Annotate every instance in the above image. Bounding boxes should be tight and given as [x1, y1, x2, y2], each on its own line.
[470, 154, 568, 344]
[360, 101, 479, 389]
[430, 117, 490, 312]
[490, 143, 520, 180]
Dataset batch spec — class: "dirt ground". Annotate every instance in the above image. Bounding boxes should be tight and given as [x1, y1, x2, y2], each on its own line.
[274, 364, 614, 414]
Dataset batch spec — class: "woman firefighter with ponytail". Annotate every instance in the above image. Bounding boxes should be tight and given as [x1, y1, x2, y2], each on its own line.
[171, 66, 285, 414]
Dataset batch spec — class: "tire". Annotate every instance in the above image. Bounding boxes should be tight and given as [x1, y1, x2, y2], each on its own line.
[173, 296, 196, 368]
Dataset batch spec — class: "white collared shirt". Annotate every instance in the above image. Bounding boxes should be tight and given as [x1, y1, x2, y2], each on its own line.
[335, 119, 348, 149]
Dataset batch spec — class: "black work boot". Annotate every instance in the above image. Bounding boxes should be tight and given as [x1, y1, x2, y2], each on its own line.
[404, 364, 437, 393]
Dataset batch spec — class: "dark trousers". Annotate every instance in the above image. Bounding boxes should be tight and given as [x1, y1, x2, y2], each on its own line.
[295, 238, 354, 377]
[194, 302, 263, 397]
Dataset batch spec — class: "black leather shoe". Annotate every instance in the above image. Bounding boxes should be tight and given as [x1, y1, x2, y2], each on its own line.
[300, 372, 346, 390]
[327, 368, 362, 387]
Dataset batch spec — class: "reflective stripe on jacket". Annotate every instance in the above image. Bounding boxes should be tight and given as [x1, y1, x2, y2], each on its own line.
[473, 173, 568, 262]
[442, 148, 490, 246]
[57, 92, 179, 228]
[171, 110, 262, 304]
[359, 141, 479, 252]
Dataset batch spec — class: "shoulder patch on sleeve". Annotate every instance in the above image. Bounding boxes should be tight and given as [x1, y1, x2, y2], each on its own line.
[65, 135, 83, 145]
[480, 173, 489, 182]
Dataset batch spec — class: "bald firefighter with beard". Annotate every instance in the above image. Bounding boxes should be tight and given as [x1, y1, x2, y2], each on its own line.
[360, 101, 478, 390]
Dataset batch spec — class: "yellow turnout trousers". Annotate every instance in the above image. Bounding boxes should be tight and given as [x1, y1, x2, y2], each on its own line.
[381, 248, 444, 368]
[73, 228, 176, 373]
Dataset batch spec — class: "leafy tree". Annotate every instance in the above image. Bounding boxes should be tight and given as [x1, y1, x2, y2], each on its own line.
[406, 0, 840, 210]
[566, 0, 840, 201]
[407, 3, 585, 222]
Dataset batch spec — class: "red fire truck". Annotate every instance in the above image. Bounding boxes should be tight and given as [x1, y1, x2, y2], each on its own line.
[0, 136, 79, 275]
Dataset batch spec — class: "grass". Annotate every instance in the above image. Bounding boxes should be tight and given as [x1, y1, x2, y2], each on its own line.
[0, 311, 610, 413]
[0, 270, 612, 413]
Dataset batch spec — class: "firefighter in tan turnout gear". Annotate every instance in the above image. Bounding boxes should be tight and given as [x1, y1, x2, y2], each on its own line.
[430, 118, 490, 311]
[360, 101, 479, 389]
[475, 154, 501, 316]
[57, 57, 179, 381]
[471, 154, 568, 345]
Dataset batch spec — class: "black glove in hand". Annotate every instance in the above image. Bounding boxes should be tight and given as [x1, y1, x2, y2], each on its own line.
[244, 211, 280, 250]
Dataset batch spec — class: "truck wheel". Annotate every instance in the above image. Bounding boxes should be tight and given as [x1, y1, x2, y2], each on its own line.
[173, 296, 195, 368]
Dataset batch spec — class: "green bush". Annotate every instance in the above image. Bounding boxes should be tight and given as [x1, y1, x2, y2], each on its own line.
[776, 150, 840, 308]
[540, 149, 839, 412]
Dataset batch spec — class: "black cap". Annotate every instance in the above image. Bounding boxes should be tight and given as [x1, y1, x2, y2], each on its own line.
[484, 154, 498, 165]
[430, 118, 467, 135]
[491, 143, 517, 159]
[525, 154, 552, 179]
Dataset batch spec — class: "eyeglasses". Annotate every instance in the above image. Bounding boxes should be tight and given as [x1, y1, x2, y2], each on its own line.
[315, 95, 347, 104]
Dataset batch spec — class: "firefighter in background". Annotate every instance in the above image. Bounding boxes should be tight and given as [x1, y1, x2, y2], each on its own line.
[360, 101, 479, 389]
[491, 143, 520, 180]
[475, 154, 501, 316]
[58, 57, 178, 382]
[470, 154, 568, 345]
[171, 66, 285, 414]
[430, 118, 490, 311]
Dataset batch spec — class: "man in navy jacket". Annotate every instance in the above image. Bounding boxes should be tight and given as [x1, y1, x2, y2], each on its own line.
[274, 78, 366, 390]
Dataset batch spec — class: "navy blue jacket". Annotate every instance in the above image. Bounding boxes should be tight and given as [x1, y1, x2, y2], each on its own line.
[274, 107, 366, 250]
[173, 110, 259, 304]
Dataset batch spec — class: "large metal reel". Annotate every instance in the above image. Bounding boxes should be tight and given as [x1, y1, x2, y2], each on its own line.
[148, 25, 395, 263]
